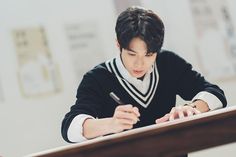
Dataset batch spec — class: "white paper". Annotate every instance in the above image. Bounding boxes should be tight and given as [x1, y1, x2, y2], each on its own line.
[65, 21, 105, 82]
[190, 0, 236, 81]
[12, 27, 62, 97]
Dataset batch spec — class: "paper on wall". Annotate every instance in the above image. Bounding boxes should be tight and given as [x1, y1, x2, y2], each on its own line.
[190, 0, 236, 81]
[65, 21, 105, 82]
[12, 27, 62, 98]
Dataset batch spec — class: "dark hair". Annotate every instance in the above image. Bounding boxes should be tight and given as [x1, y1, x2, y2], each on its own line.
[115, 6, 165, 53]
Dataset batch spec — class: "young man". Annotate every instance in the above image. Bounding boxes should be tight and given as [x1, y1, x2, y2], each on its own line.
[61, 6, 227, 144]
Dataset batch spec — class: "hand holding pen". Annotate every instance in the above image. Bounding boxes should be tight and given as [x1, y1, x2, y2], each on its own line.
[109, 92, 140, 126]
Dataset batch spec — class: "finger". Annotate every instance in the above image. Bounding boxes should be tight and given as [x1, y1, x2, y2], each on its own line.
[170, 107, 176, 113]
[116, 105, 140, 122]
[115, 111, 139, 123]
[169, 107, 178, 121]
[193, 108, 201, 115]
[117, 118, 136, 125]
[169, 114, 175, 121]
[155, 114, 170, 123]
[156, 116, 168, 123]
[132, 107, 140, 117]
[116, 104, 134, 112]
[186, 110, 193, 117]
[178, 110, 185, 119]
[122, 124, 133, 130]
[115, 110, 136, 119]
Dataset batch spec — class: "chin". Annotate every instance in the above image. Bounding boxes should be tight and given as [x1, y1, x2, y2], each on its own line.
[132, 73, 145, 78]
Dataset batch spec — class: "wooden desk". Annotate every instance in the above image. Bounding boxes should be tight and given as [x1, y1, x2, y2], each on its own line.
[26, 106, 236, 157]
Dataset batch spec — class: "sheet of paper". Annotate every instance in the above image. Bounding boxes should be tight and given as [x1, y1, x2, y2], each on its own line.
[65, 21, 105, 82]
[190, 0, 236, 81]
[12, 27, 62, 98]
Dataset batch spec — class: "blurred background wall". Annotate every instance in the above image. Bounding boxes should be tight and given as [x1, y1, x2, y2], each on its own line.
[0, 0, 235, 156]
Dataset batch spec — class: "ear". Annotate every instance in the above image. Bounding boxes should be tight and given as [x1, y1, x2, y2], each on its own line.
[116, 39, 120, 48]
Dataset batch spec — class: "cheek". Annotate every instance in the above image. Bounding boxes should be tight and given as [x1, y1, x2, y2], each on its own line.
[124, 58, 134, 68]
[145, 58, 156, 67]
[122, 55, 132, 68]
[122, 54, 134, 64]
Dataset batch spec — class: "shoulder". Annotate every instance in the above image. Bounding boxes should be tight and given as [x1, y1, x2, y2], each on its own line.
[83, 62, 112, 82]
[157, 49, 184, 61]
[156, 49, 192, 74]
[77, 61, 117, 97]
[87, 62, 108, 74]
[158, 49, 190, 65]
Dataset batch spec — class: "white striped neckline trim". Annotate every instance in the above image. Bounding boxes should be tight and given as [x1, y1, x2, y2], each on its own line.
[105, 58, 159, 108]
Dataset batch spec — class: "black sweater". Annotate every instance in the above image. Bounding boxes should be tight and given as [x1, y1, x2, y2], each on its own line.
[61, 50, 227, 143]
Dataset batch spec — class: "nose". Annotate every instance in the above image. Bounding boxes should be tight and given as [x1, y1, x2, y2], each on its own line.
[134, 56, 144, 67]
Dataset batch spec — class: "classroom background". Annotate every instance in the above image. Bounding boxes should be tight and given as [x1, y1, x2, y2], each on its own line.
[0, 0, 235, 156]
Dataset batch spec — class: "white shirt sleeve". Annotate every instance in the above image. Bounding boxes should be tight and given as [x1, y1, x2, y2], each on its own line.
[67, 114, 95, 143]
[192, 91, 223, 110]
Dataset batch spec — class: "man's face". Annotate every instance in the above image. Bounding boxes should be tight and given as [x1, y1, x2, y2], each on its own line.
[120, 37, 157, 78]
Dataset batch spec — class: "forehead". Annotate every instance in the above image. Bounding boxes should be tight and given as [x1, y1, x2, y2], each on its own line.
[128, 37, 147, 54]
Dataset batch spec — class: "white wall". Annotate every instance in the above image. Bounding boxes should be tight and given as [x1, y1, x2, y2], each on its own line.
[143, 0, 236, 107]
[0, 1, 117, 157]
[0, 0, 235, 157]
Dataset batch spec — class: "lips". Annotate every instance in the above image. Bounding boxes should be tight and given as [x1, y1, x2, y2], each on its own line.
[133, 70, 144, 74]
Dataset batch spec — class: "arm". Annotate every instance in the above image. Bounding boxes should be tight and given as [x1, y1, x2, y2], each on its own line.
[172, 52, 227, 108]
[83, 105, 140, 139]
[191, 99, 209, 113]
[156, 51, 227, 123]
[67, 105, 140, 142]
[62, 69, 140, 142]
[61, 73, 105, 143]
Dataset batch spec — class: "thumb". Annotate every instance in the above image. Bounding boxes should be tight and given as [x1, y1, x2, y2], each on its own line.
[155, 114, 170, 124]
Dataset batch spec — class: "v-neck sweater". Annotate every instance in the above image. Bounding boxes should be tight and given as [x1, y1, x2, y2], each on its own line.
[62, 50, 227, 143]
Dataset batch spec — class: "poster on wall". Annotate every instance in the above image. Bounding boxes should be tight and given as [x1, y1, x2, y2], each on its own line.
[12, 27, 62, 98]
[190, 0, 236, 82]
[65, 21, 105, 82]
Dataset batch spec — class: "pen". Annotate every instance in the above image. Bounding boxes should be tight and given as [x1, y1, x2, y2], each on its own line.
[109, 92, 140, 121]
[109, 92, 124, 105]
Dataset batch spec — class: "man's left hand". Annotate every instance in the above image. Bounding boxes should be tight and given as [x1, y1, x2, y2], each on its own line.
[155, 104, 201, 124]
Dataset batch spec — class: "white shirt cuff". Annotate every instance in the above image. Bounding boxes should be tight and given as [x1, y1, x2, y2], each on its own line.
[192, 91, 223, 110]
[67, 114, 95, 143]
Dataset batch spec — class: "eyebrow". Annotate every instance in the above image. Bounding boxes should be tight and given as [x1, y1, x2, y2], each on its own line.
[126, 48, 137, 53]
[127, 48, 151, 54]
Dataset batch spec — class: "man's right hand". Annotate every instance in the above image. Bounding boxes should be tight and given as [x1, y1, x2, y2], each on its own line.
[83, 104, 140, 139]
[110, 104, 140, 133]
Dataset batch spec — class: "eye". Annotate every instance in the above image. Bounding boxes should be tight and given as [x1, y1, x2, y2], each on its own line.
[127, 51, 136, 56]
[145, 53, 154, 57]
